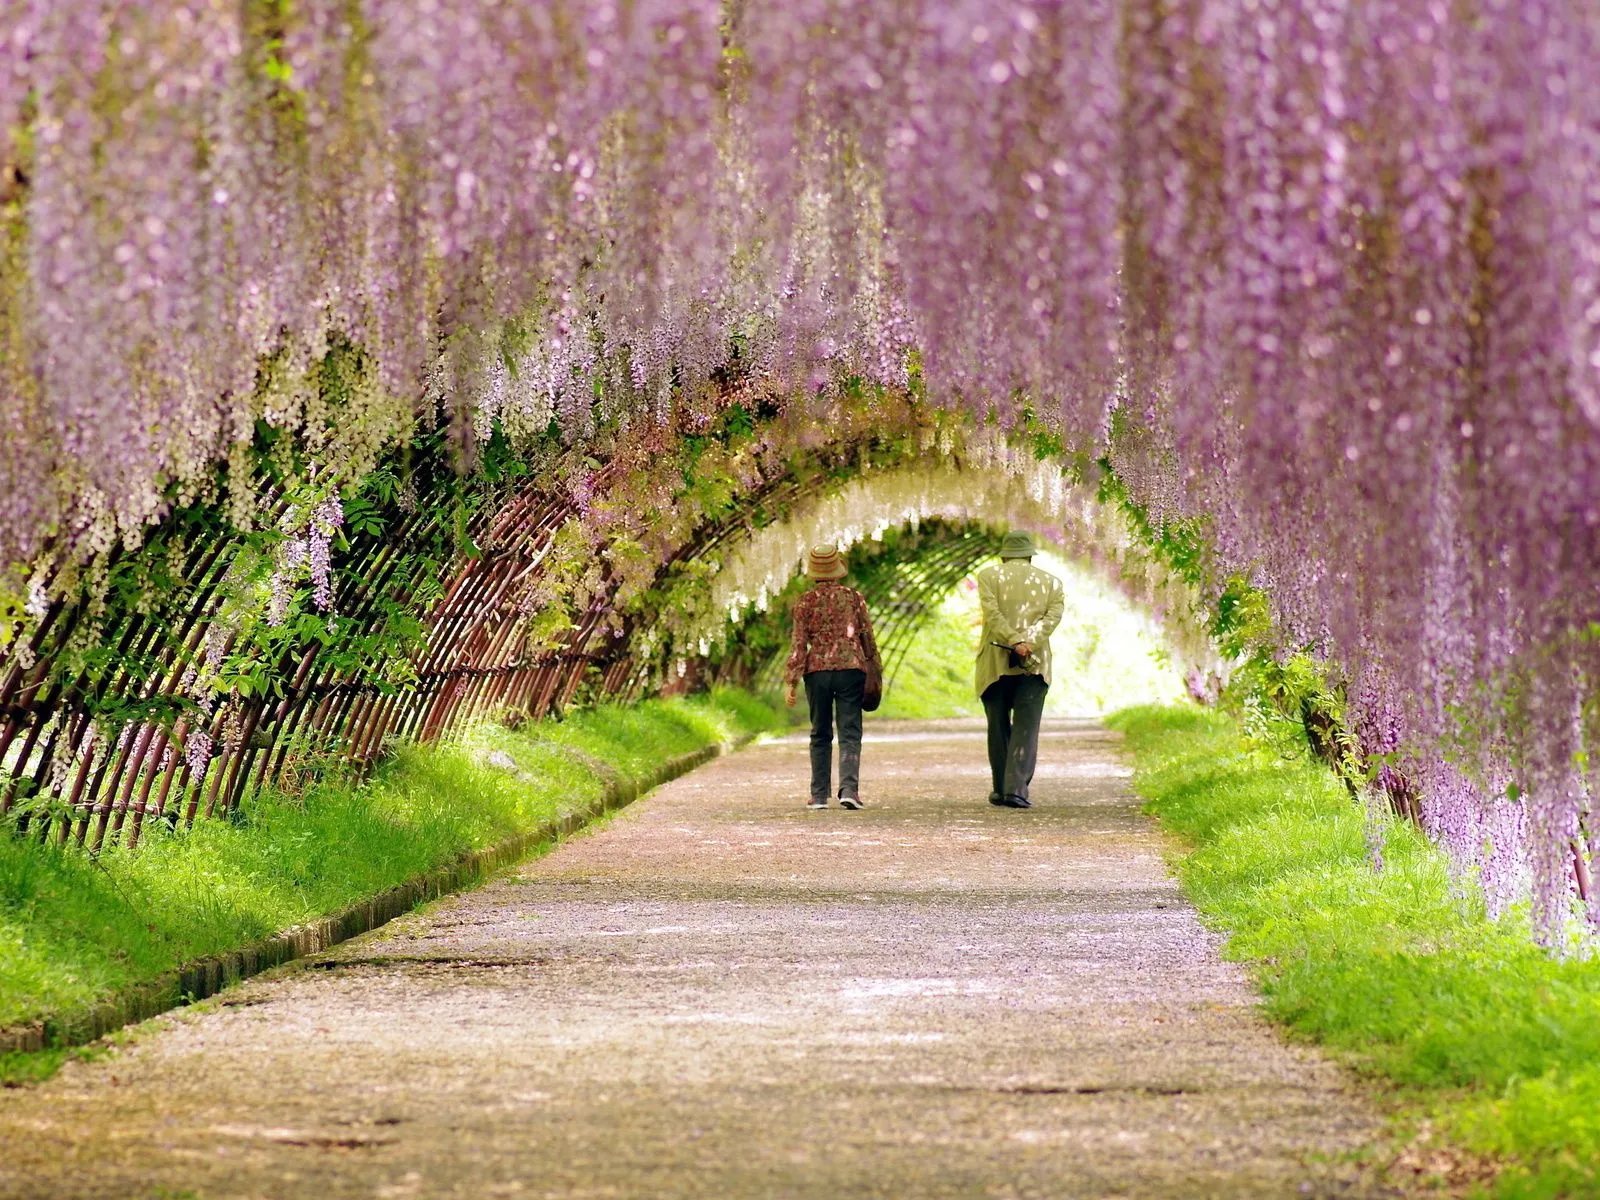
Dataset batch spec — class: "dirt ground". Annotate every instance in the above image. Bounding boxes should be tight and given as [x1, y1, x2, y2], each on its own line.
[0, 719, 1401, 1199]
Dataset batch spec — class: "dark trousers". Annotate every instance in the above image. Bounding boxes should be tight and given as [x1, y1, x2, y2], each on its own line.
[804, 669, 866, 801]
[981, 674, 1049, 802]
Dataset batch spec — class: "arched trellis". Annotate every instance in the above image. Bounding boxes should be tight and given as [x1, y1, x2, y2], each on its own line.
[651, 457, 1213, 700]
[0, 404, 957, 849]
[0, 395, 1205, 854]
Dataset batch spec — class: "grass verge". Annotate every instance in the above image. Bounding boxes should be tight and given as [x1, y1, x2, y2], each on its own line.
[0, 690, 781, 1079]
[1106, 703, 1600, 1199]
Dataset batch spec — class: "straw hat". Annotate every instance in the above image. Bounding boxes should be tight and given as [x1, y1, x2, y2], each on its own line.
[806, 543, 847, 581]
[999, 530, 1036, 560]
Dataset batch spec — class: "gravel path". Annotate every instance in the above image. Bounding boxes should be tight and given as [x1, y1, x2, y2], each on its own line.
[0, 719, 1397, 1199]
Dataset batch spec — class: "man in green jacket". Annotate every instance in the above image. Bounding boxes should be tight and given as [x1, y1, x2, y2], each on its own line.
[975, 531, 1065, 809]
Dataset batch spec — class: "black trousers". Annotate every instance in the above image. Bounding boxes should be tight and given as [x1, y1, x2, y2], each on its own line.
[804, 669, 866, 801]
[981, 674, 1049, 802]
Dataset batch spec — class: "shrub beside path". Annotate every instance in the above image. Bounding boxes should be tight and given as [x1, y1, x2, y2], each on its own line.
[0, 719, 1397, 1198]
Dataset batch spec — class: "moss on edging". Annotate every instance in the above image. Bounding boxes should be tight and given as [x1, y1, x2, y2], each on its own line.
[0, 691, 783, 1075]
[1107, 703, 1600, 1200]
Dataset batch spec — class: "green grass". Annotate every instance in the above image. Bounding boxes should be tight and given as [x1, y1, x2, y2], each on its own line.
[0, 691, 781, 1068]
[1107, 703, 1600, 1198]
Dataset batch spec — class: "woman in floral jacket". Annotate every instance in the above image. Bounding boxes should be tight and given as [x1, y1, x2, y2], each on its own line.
[785, 544, 881, 810]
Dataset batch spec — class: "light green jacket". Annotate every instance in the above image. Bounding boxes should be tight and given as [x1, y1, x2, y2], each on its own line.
[974, 559, 1066, 698]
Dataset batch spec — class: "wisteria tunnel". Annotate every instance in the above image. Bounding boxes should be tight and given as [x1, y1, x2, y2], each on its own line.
[3, 0, 1600, 1195]
[0, 398, 1198, 853]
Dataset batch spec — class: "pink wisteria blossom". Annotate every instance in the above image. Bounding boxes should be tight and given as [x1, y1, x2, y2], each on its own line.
[1, 0, 1598, 933]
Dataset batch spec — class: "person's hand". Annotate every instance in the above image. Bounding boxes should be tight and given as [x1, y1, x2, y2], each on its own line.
[1013, 642, 1034, 660]
[786, 684, 798, 707]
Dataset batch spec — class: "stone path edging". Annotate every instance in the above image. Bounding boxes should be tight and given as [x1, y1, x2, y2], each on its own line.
[0, 736, 748, 1056]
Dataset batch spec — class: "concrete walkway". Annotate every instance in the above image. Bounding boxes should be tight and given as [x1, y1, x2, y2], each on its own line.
[0, 719, 1395, 1198]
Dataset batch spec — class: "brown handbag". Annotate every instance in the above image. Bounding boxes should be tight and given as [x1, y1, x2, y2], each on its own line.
[855, 591, 882, 711]
[862, 660, 883, 712]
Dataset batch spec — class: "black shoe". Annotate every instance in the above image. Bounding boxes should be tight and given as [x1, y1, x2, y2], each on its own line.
[988, 792, 1002, 805]
[807, 797, 828, 809]
[839, 795, 863, 810]
[992, 794, 1031, 809]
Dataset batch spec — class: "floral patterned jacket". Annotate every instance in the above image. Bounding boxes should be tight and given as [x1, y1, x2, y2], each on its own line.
[784, 582, 881, 685]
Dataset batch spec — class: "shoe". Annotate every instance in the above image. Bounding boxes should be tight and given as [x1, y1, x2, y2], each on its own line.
[807, 797, 828, 809]
[992, 794, 1031, 809]
[839, 795, 863, 810]
[988, 792, 1002, 805]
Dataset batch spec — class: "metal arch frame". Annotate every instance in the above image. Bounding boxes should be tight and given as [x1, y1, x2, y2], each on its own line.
[0, 422, 924, 852]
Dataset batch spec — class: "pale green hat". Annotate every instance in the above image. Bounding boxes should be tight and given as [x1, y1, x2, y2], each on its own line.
[999, 530, 1036, 560]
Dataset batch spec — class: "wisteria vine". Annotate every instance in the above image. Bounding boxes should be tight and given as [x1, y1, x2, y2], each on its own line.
[3, 1, 1600, 938]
